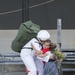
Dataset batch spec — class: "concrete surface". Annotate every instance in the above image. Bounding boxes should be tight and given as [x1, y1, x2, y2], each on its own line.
[0, 72, 26, 75]
[0, 57, 26, 75]
[0, 62, 26, 75]
[0, 30, 75, 54]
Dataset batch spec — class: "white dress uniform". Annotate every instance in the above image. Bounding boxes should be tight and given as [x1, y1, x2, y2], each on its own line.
[20, 38, 44, 75]
[20, 30, 51, 75]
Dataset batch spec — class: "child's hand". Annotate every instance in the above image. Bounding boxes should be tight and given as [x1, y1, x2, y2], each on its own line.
[56, 59, 63, 62]
[59, 59, 63, 62]
[54, 50, 65, 59]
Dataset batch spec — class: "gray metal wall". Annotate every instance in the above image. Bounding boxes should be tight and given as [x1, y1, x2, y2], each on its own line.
[0, 0, 75, 29]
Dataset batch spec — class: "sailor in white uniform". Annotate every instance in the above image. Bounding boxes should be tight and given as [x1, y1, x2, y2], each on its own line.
[20, 30, 50, 75]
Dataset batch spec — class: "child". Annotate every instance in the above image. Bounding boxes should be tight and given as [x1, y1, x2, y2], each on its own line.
[42, 42, 65, 75]
[31, 40, 59, 75]
[32, 39, 64, 62]
[42, 42, 59, 75]
[50, 42, 64, 62]
[33, 39, 54, 62]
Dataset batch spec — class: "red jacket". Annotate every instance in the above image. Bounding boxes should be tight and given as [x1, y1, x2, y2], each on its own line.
[42, 48, 50, 54]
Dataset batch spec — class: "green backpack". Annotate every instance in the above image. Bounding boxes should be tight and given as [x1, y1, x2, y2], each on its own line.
[11, 21, 40, 53]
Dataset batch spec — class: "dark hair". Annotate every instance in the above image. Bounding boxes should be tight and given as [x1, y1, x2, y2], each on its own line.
[43, 40, 57, 51]
[50, 42, 57, 50]
[44, 39, 51, 46]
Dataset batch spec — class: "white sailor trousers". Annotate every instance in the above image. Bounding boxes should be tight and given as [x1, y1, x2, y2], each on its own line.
[20, 49, 44, 75]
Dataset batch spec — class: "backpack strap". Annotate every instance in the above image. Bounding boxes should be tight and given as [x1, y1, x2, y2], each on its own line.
[35, 37, 39, 42]
[22, 37, 40, 50]
[22, 47, 33, 50]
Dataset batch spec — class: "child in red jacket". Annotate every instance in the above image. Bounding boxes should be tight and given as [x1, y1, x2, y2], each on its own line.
[33, 39, 54, 62]
[26, 40, 56, 73]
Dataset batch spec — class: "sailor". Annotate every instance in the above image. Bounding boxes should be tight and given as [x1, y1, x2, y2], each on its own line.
[20, 30, 51, 75]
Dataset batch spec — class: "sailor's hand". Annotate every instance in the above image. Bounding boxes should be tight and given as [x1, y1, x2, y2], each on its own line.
[35, 51, 42, 55]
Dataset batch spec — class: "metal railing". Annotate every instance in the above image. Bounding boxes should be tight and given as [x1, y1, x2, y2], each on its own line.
[59, 48, 75, 75]
[0, 53, 25, 75]
[0, 53, 23, 64]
